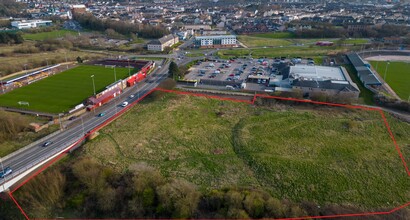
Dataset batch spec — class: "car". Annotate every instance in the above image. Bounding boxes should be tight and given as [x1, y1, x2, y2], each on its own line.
[0, 167, 12, 178]
[158, 66, 162, 69]
[97, 112, 106, 117]
[129, 94, 135, 99]
[226, 77, 232, 81]
[121, 101, 129, 107]
[42, 141, 53, 147]
[68, 116, 77, 121]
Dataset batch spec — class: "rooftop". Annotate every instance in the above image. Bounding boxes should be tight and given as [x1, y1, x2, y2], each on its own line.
[289, 65, 346, 81]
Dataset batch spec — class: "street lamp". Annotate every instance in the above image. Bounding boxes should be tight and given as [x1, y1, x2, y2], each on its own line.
[114, 66, 117, 82]
[0, 157, 5, 191]
[128, 59, 131, 76]
[384, 61, 390, 81]
[46, 58, 49, 67]
[91, 75, 96, 96]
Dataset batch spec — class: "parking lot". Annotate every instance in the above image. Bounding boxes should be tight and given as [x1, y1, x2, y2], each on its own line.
[183, 57, 317, 91]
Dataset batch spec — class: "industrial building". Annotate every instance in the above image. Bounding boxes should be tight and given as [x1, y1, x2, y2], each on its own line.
[288, 65, 360, 98]
[147, 34, 179, 51]
[11, 20, 53, 29]
[346, 53, 382, 86]
[194, 35, 237, 48]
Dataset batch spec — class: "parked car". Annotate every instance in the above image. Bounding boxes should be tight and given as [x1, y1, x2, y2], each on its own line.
[42, 141, 53, 147]
[0, 167, 12, 178]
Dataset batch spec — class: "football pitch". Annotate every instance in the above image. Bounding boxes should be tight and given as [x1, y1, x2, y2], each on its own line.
[0, 65, 135, 113]
[370, 61, 410, 100]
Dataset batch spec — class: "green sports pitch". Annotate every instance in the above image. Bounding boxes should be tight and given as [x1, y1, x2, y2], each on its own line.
[369, 61, 410, 100]
[0, 65, 135, 114]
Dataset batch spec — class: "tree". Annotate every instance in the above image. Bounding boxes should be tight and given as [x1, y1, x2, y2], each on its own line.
[168, 61, 179, 79]
[76, 56, 83, 63]
[157, 179, 200, 218]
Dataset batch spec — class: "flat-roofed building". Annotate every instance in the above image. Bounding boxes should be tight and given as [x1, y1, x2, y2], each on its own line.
[11, 19, 53, 29]
[194, 35, 237, 48]
[289, 65, 360, 98]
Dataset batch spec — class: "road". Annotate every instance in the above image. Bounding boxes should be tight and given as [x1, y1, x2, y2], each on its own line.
[0, 61, 171, 190]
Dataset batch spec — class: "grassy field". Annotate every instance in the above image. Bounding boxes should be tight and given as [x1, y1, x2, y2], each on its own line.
[23, 30, 79, 41]
[83, 93, 410, 209]
[0, 65, 134, 113]
[251, 32, 296, 39]
[238, 35, 293, 47]
[370, 61, 410, 100]
[217, 46, 349, 61]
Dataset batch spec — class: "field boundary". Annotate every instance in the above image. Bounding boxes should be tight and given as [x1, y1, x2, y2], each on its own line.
[5, 87, 410, 220]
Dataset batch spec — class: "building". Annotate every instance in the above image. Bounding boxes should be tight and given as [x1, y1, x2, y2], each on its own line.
[194, 35, 237, 48]
[288, 65, 360, 98]
[147, 34, 179, 51]
[11, 20, 53, 29]
[346, 53, 382, 86]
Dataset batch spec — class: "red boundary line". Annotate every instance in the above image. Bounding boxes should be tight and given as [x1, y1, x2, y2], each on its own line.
[5, 88, 410, 220]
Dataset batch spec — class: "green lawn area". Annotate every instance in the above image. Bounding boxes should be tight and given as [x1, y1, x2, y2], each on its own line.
[237, 35, 293, 47]
[0, 65, 134, 113]
[217, 46, 348, 60]
[84, 93, 410, 209]
[251, 32, 296, 39]
[369, 61, 410, 100]
[23, 30, 78, 41]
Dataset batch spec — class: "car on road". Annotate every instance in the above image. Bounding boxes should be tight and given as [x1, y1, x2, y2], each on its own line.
[129, 95, 135, 99]
[97, 112, 106, 117]
[0, 167, 12, 178]
[121, 102, 129, 107]
[68, 116, 77, 121]
[42, 141, 53, 147]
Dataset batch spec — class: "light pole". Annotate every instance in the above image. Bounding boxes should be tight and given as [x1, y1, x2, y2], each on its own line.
[46, 58, 49, 67]
[128, 59, 131, 76]
[0, 157, 5, 191]
[114, 66, 117, 82]
[24, 64, 29, 84]
[64, 53, 68, 69]
[384, 61, 390, 82]
[58, 113, 64, 130]
[91, 75, 96, 96]
[81, 116, 85, 135]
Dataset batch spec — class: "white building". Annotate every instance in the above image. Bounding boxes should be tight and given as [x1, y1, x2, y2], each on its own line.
[11, 20, 53, 29]
[194, 35, 237, 48]
[147, 34, 179, 51]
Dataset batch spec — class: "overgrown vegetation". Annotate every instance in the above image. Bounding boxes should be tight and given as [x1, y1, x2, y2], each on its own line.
[0, 0, 25, 17]
[0, 32, 24, 44]
[73, 12, 169, 39]
[7, 93, 410, 218]
[0, 110, 58, 157]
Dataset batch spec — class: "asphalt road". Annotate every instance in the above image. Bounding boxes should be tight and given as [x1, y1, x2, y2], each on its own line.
[0, 61, 171, 187]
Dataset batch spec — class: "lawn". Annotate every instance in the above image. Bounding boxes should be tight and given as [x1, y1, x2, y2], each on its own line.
[83, 93, 410, 209]
[251, 32, 296, 39]
[237, 35, 293, 47]
[369, 61, 410, 100]
[0, 65, 134, 113]
[217, 46, 348, 60]
[23, 30, 79, 41]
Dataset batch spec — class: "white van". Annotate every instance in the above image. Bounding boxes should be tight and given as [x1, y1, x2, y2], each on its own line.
[121, 101, 129, 107]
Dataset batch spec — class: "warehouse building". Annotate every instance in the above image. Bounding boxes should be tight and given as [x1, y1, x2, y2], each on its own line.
[288, 65, 360, 98]
[147, 34, 179, 51]
[194, 35, 237, 48]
